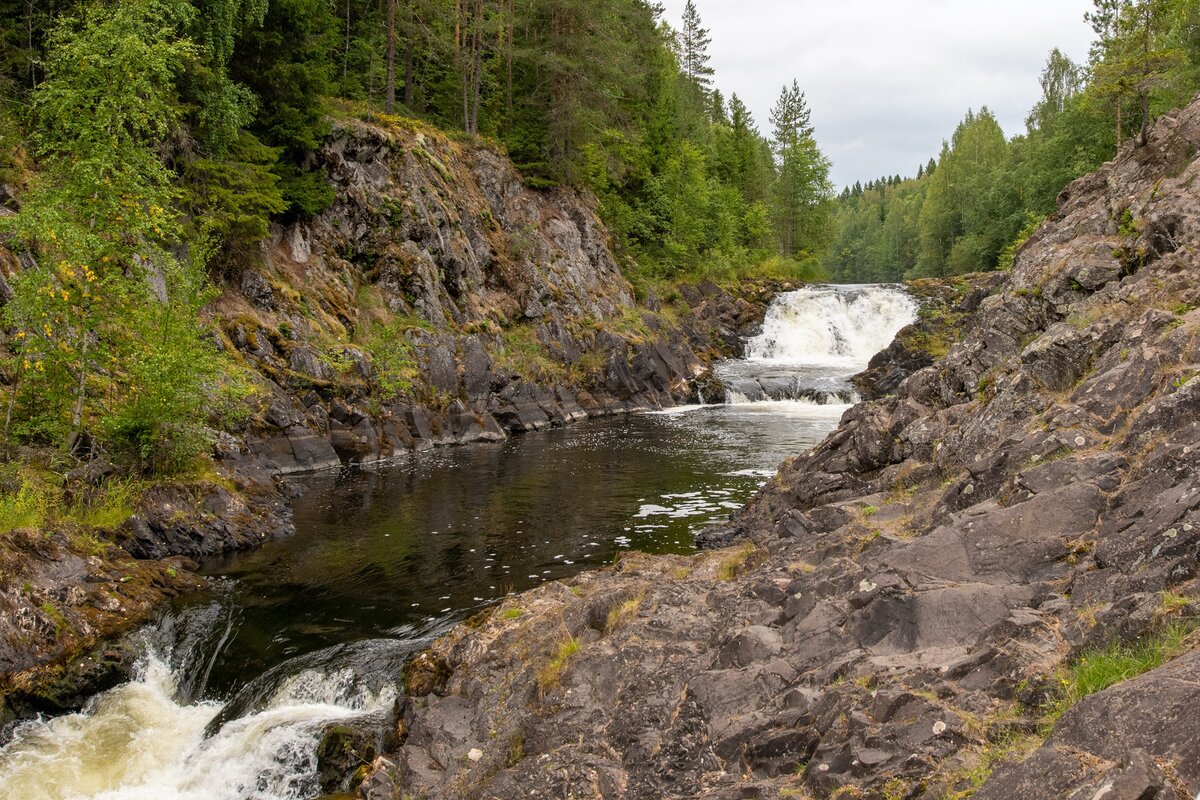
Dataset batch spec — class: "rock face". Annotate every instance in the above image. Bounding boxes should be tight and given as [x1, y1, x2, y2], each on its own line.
[213, 118, 776, 484]
[358, 99, 1200, 798]
[0, 526, 199, 733]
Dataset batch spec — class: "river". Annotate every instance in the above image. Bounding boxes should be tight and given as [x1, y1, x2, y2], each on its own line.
[0, 284, 917, 800]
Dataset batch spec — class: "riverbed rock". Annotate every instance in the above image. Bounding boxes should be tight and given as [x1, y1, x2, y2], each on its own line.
[317, 724, 379, 794]
[0, 526, 200, 733]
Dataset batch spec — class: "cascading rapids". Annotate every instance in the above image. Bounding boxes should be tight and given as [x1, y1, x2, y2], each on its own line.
[715, 284, 917, 406]
[0, 609, 407, 800]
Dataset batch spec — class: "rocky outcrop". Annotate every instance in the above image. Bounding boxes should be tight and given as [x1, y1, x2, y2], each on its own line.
[852, 275, 1002, 401]
[0, 525, 199, 732]
[358, 98, 1200, 799]
[0, 115, 785, 720]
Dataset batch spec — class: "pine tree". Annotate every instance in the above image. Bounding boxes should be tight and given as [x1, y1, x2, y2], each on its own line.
[770, 79, 813, 151]
[680, 0, 714, 89]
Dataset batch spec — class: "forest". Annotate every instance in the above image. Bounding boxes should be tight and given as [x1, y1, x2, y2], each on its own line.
[0, 0, 833, 279]
[824, 0, 1200, 283]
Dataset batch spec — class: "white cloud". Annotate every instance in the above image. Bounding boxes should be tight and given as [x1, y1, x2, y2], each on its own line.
[659, 0, 1096, 187]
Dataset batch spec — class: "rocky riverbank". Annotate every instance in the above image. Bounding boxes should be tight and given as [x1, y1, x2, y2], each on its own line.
[0, 113, 786, 729]
[356, 98, 1200, 799]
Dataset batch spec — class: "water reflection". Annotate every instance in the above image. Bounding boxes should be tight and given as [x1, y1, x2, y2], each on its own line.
[196, 402, 846, 695]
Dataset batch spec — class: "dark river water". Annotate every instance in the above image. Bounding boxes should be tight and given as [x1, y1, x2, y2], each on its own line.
[196, 401, 849, 696]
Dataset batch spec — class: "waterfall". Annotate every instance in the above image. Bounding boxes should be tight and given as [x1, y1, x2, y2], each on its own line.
[717, 285, 917, 405]
[0, 607, 421, 800]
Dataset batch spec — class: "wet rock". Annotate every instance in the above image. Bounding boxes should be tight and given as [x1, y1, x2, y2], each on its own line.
[317, 724, 378, 794]
[121, 482, 292, 560]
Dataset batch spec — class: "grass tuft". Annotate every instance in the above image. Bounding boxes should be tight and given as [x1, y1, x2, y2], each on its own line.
[1048, 621, 1196, 719]
[0, 473, 51, 533]
[537, 636, 581, 693]
[716, 541, 757, 581]
[605, 595, 644, 633]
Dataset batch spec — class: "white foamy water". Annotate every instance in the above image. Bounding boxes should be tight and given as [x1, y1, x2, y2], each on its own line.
[0, 655, 395, 800]
[718, 284, 917, 405]
[745, 284, 918, 366]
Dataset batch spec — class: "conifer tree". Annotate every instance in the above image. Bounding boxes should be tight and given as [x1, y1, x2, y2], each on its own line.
[680, 0, 714, 89]
[770, 79, 813, 151]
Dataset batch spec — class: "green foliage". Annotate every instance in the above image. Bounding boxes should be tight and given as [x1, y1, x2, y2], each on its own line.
[181, 130, 287, 256]
[102, 246, 223, 474]
[65, 478, 143, 530]
[1, 0, 227, 475]
[230, 0, 337, 216]
[997, 213, 1046, 270]
[0, 463, 143, 535]
[0, 470, 51, 533]
[771, 130, 834, 259]
[492, 325, 565, 383]
[360, 318, 420, 398]
[1048, 621, 1196, 718]
[827, 3, 1200, 284]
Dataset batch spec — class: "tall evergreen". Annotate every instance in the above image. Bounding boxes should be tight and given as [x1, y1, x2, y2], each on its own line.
[770, 79, 813, 149]
[680, 0, 714, 89]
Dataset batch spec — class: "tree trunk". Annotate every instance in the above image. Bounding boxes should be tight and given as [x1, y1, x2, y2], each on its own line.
[386, 0, 397, 113]
[71, 333, 90, 433]
[1116, 100, 1123, 150]
[342, 0, 351, 86]
[506, 0, 514, 117]
[470, 0, 483, 133]
[404, 1, 415, 107]
[3, 379, 15, 461]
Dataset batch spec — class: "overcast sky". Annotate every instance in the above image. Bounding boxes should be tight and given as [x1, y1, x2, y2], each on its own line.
[658, 0, 1097, 188]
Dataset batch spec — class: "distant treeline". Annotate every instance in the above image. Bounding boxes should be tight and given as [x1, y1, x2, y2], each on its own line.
[824, 0, 1200, 283]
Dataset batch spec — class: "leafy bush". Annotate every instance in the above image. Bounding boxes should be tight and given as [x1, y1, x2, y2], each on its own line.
[361, 319, 420, 398]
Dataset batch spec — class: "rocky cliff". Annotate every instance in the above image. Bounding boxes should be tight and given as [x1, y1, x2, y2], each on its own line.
[358, 99, 1200, 799]
[214, 116, 744, 475]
